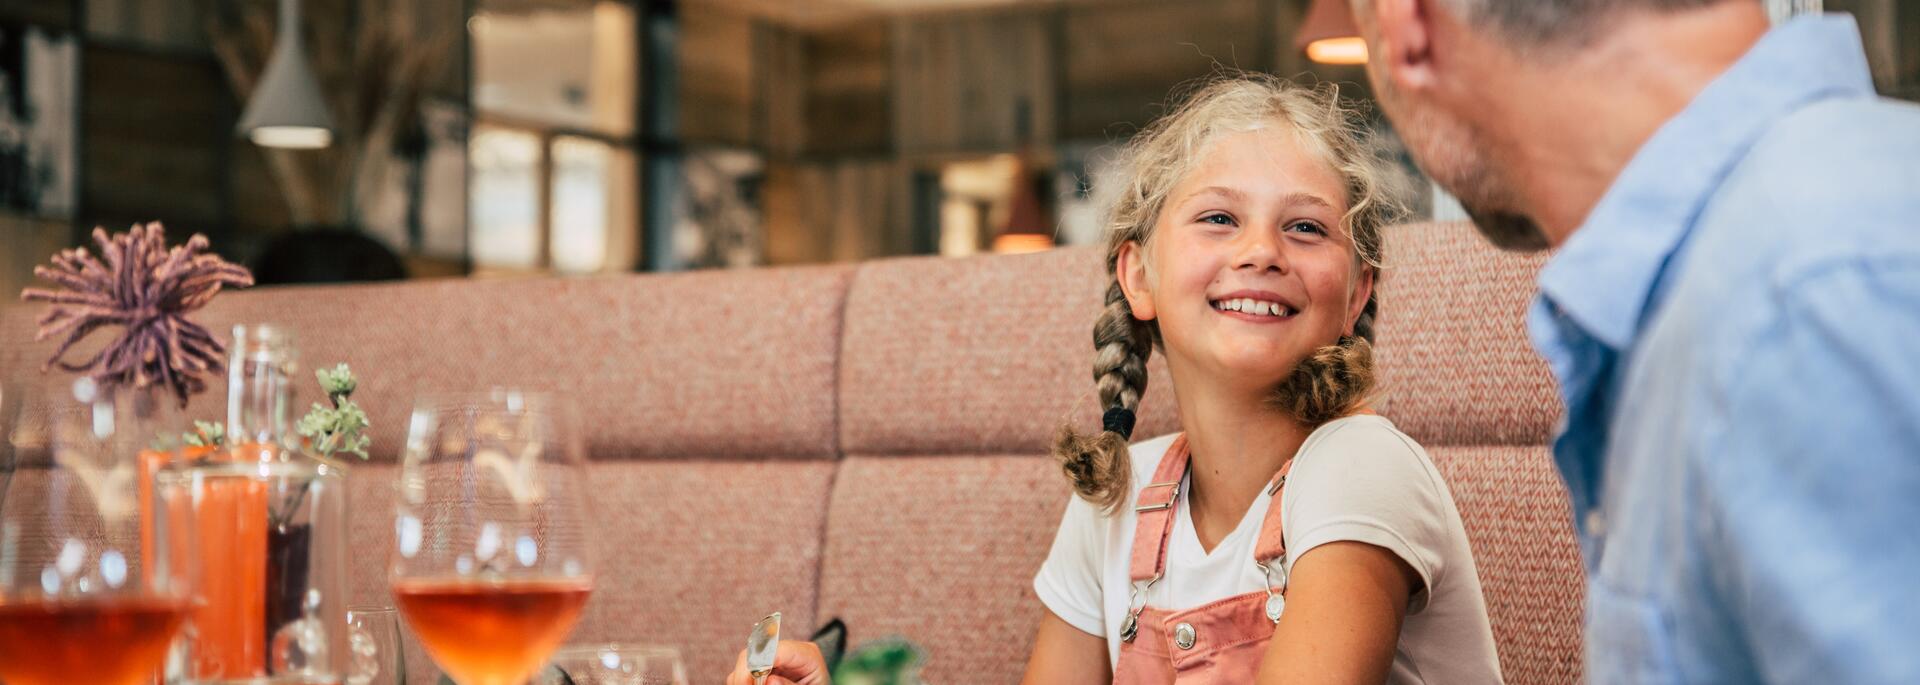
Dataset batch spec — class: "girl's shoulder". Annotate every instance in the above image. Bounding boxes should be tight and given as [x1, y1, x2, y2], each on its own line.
[1291, 414, 1446, 492]
[1298, 414, 1428, 461]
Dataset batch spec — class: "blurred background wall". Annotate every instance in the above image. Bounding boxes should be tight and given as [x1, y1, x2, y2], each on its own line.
[1, 0, 1916, 293]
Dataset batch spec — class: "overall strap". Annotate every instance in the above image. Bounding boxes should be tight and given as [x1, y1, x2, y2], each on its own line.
[1126, 434, 1190, 583]
[1253, 461, 1296, 564]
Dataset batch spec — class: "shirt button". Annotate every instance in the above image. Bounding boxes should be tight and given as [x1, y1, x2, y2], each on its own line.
[1585, 509, 1608, 537]
[1174, 622, 1197, 650]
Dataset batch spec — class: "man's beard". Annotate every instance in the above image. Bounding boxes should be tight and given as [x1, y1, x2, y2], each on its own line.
[1462, 203, 1550, 252]
[1418, 129, 1552, 252]
[1423, 128, 1551, 252]
[1375, 78, 1553, 252]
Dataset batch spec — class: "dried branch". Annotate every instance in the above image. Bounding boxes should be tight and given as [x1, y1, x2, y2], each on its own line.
[19, 223, 255, 407]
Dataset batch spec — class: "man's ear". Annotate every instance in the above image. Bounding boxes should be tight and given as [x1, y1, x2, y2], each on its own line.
[1115, 241, 1157, 322]
[1366, 0, 1439, 93]
[1346, 265, 1376, 336]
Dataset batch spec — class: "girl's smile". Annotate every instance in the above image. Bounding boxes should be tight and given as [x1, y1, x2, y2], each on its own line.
[1209, 289, 1301, 322]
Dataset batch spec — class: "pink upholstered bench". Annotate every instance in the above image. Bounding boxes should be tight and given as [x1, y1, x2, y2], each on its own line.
[0, 221, 1581, 683]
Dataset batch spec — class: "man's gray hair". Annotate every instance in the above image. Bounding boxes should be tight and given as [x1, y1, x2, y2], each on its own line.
[1444, 0, 1738, 46]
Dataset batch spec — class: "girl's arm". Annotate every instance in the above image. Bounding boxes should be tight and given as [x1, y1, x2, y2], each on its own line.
[1256, 541, 1421, 684]
[1021, 610, 1113, 685]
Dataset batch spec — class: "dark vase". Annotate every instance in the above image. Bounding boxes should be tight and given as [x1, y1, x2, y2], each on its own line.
[265, 521, 313, 646]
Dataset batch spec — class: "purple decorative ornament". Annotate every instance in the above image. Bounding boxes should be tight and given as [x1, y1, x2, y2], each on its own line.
[20, 222, 254, 407]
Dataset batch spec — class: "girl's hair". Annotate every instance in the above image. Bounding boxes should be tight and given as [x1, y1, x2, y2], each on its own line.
[1055, 74, 1408, 513]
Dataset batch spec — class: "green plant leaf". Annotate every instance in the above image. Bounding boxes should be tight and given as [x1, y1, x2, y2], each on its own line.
[182, 420, 226, 448]
[298, 363, 371, 460]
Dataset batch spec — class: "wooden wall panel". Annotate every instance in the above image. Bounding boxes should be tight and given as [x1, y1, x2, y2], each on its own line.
[80, 45, 231, 235]
[1270, 0, 1311, 80]
[762, 158, 904, 265]
[761, 161, 812, 263]
[892, 9, 1054, 154]
[87, 0, 207, 51]
[368, 0, 468, 101]
[756, 19, 890, 157]
[1, 213, 72, 298]
[755, 22, 808, 157]
[0, 0, 74, 29]
[1061, 0, 1264, 141]
[679, 3, 756, 146]
[805, 21, 889, 155]
[229, 136, 292, 235]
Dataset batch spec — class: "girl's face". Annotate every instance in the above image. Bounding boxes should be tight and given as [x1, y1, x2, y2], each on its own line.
[1117, 126, 1374, 391]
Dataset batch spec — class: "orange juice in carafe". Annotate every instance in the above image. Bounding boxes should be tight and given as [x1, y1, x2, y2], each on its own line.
[178, 324, 297, 679]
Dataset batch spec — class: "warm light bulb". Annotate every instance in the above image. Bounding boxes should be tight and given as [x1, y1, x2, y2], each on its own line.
[1306, 37, 1369, 65]
[992, 234, 1055, 254]
[248, 126, 333, 149]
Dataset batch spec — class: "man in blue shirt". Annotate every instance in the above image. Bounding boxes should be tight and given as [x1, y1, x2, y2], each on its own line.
[1346, 0, 1920, 681]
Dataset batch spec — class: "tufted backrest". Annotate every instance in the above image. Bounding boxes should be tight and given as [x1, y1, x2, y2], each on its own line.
[0, 221, 1583, 683]
[1373, 221, 1582, 684]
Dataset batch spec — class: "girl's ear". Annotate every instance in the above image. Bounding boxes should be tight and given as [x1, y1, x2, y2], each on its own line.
[1346, 265, 1376, 335]
[1116, 240, 1157, 321]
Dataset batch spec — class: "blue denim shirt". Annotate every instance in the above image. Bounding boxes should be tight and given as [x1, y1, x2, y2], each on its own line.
[1527, 14, 1920, 684]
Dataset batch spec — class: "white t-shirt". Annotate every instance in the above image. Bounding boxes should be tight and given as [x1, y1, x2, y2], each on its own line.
[1033, 415, 1503, 683]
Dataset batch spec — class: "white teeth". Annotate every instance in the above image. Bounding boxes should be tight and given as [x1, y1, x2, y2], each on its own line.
[1214, 298, 1294, 316]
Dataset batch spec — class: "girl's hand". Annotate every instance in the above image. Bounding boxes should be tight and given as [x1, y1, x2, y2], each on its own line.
[725, 640, 830, 685]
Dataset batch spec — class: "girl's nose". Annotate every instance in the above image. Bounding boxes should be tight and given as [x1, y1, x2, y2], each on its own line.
[1234, 229, 1290, 274]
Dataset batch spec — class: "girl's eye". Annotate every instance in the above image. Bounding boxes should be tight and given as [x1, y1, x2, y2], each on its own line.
[1199, 213, 1236, 226]
[1287, 220, 1328, 236]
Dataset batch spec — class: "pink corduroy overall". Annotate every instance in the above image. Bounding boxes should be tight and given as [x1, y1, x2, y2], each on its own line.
[1113, 434, 1296, 684]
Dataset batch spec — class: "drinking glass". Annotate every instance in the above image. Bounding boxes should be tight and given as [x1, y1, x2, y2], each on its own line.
[544, 645, 686, 685]
[0, 379, 194, 685]
[347, 605, 406, 685]
[391, 390, 595, 685]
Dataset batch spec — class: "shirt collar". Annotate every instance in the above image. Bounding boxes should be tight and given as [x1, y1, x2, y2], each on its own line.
[1534, 14, 1876, 351]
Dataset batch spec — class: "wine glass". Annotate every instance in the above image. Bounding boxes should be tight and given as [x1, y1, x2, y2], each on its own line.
[0, 379, 195, 685]
[391, 390, 595, 685]
[347, 605, 407, 685]
[544, 644, 687, 685]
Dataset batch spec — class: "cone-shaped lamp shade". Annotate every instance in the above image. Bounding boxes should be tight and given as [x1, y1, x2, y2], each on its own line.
[992, 152, 1055, 254]
[1296, 0, 1368, 65]
[237, 0, 334, 149]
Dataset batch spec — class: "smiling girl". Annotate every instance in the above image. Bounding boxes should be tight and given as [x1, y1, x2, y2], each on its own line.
[727, 76, 1500, 685]
[1024, 76, 1501, 683]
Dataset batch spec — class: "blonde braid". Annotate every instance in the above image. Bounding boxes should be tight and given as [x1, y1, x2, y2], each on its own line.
[1269, 291, 1379, 426]
[1054, 280, 1154, 513]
